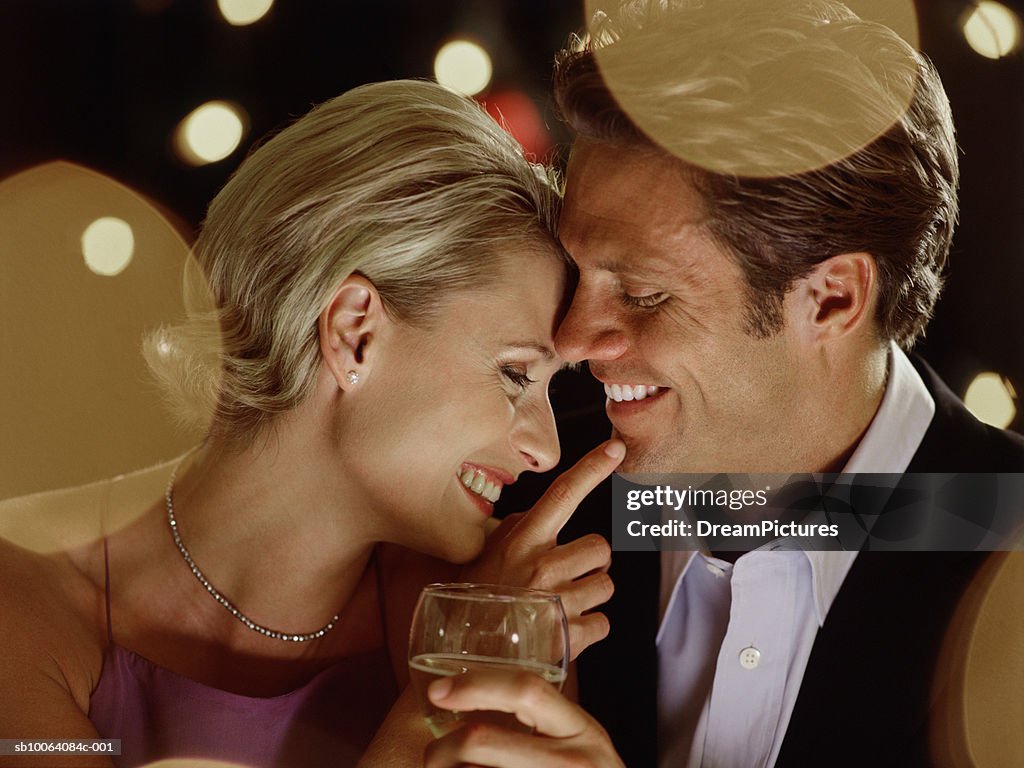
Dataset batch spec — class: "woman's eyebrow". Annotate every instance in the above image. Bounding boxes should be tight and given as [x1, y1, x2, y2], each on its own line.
[501, 341, 556, 361]
[503, 341, 578, 372]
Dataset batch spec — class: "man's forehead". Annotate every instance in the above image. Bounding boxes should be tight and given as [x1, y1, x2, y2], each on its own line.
[561, 142, 709, 275]
[564, 140, 697, 206]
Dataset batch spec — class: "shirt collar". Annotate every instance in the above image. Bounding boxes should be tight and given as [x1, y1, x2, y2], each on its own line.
[842, 341, 935, 474]
[803, 342, 935, 624]
[659, 343, 936, 627]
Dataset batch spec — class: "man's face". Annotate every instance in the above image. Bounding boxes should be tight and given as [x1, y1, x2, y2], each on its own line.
[555, 141, 813, 473]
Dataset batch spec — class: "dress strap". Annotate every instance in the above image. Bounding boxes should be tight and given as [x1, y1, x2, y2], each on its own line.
[101, 537, 114, 645]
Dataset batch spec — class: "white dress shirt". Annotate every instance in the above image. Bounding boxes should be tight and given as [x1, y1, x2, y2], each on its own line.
[657, 343, 935, 767]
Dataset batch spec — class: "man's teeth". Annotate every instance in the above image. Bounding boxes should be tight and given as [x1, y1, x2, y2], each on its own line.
[604, 384, 661, 403]
[459, 468, 502, 503]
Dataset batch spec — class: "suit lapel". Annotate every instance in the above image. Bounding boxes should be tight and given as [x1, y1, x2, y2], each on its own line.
[777, 356, 1020, 764]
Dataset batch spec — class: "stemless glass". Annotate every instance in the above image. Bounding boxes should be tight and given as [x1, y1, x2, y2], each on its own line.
[408, 583, 570, 738]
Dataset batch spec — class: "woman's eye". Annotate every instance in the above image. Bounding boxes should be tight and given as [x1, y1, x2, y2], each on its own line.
[500, 364, 536, 389]
[621, 291, 667, 308]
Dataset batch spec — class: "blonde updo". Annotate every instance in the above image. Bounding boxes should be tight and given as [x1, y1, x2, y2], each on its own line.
[146, 79, 563, 444]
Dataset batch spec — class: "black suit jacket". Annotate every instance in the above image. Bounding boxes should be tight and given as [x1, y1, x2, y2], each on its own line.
[566, 356, 1024, 767]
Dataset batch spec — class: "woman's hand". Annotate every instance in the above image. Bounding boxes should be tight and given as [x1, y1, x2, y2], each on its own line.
[460, 440, 625, 659]
[423, 669, 625, 768]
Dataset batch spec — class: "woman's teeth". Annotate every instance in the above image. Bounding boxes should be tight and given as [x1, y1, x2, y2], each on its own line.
[459, 468, 502, 503]
[604, 384, 661, 403]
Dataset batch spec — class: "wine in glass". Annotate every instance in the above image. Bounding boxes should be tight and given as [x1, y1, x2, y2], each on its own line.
[408, 583, 570, 738]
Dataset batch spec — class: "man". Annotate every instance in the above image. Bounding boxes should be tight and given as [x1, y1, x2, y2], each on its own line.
[551, 1, 1024, 765]
[424, 1, 1024, 765]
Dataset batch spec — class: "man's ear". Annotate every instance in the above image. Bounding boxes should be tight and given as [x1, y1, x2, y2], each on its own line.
[791, 252, 877, 342]
[319, 273, 383, 390]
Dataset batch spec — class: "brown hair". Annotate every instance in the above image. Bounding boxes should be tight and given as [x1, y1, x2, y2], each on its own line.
[553, 0, 959, 345]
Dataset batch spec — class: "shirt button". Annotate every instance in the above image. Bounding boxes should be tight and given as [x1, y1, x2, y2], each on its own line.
[739, 646, 761, 669]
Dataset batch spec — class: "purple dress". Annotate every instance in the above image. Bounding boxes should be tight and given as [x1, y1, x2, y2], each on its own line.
[88, 548, 399, 767]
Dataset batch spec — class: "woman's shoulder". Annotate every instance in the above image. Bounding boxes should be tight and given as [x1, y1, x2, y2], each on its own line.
[0, 531, 106, 640]
[0, 478, 112, 629]
[0, 539, 107, 727]
[0, 476, 138, 715]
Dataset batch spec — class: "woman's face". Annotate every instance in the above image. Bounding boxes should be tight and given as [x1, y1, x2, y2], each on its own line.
[346, 246, 567, 563]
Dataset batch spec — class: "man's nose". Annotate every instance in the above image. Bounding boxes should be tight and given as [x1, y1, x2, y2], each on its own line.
[555, 288, 629, 363]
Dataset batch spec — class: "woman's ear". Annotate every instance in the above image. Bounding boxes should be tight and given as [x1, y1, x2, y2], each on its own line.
[319, 274, 383, 391]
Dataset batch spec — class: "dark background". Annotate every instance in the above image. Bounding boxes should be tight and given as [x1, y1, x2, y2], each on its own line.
[1, 0, 1021, 456]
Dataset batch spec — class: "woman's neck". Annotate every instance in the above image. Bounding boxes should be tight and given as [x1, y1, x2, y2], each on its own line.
[168, 423, 375, 646]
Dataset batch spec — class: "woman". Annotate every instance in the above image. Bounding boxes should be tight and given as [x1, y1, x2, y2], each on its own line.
[0, 79, 621, 767]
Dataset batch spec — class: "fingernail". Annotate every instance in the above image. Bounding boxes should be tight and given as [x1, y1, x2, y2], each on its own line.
[604, 440, 626, 460]
[428, 677, 453, 701]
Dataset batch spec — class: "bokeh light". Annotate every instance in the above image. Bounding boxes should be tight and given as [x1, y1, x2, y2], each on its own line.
[962, 1, 1021, 59]
[0, 161, 216, 506]
[583, 0, 920, 177]
[82, 216, 135, 276]
[964, 372, 1018, 428]
[217, 0, 274, 26]
[174, 101, 248, 166]
[434, 40, 493, 96]
[483, 90, 552, 160]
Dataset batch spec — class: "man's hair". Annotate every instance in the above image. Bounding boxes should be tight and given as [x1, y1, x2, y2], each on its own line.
[146, 79, 564, 444]
[553, 0, 959, 345]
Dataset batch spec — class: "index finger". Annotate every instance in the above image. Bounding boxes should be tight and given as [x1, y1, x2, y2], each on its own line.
[428, 669, 591, 739]
[517, 439, 625, 544]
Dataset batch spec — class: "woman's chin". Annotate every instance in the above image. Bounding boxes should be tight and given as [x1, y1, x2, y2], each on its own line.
[437, 530, 487, 566]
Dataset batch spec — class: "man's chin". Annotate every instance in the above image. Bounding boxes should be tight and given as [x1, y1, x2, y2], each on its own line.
[615, 433, 702, 474]
[618, 443, 674, 474]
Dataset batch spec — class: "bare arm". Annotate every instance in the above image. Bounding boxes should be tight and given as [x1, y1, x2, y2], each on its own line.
[357, 687, 433, 767]
[0, 541, 111, 767]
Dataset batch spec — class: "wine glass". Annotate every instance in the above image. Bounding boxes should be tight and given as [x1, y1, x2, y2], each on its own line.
[408, 583, 570, 738]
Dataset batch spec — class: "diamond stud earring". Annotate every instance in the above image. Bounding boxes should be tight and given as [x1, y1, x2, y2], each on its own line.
[345, 370, 360, 385]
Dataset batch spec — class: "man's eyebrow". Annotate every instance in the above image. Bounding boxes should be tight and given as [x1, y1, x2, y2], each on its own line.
[594, 257, 671, 280]
[593, 252, 705, 288]
[587, 220, 709, 277]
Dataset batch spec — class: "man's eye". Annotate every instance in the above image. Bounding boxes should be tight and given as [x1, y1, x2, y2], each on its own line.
[500, 364, 536, 389]
[621, 292, 667, 308]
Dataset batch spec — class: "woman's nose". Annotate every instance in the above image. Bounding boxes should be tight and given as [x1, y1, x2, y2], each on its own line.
[512, 401, 561, 474]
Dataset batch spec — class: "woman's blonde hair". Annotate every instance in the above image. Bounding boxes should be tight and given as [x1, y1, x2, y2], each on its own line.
[146, 79, 563, 444]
